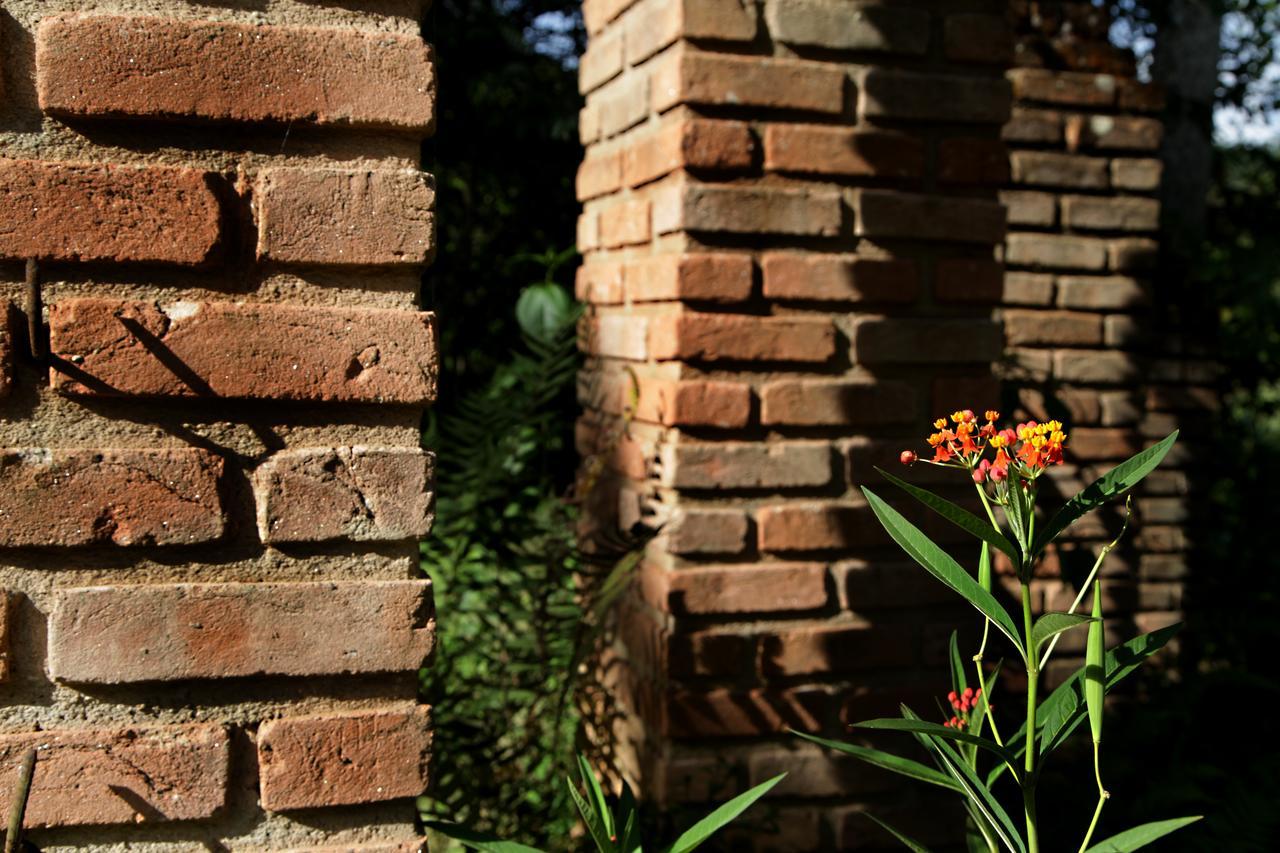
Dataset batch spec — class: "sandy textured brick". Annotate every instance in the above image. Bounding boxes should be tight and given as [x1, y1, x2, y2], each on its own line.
[50, 299, 437, 405]
[1002, 190, 1057, 227]
[0, 724, 229, 827]
[760, 379, 916, 426]
[1008, 69, 1116, 107]
[1054, 350, 1141, 384]
[0, 448, 224, 547]
[49, 580, 434, 683]
[860, 69, 1011, 124]
[583, 0, 638, 33]
[757, 502, 877, 552]
[640, 378, 752, 427]
[661, 441, 832, 489]
[853, 318, 1003, 365]
[1062, 196, 1159, 232]
[666, 508, 750, 555]
[648, 313, 835, 362]
[576, 261, 625, 304]
[276, 842, 428, 853]
[1011, 151, 1109, 189]
[597, 71, 650, 138]
[583, 314, 649, 360]
[665, 563, 829, 614]
[624, 119, 754, 187]
[854, 190, 1006, 245]
[1006, 234, 1109, 271]
[579, 26, 624, 94]
[0, 591, 9, 682]
[1004, 108, 1062, 144]
[1003, 310, 1103, 346]
[625, 0, 757, 64]
[37, 14, 434, 131]
[764, 126, 924, 178]
[0, 159, 219, 265]
[657, 182, 842, 237]
[652, 48, 845, 114]
[576, 149, 623, 201]
[256, 168, 435, 265]
[1004, 272, 1055, 305]
[626, 254, 754, 302]
[1075, 115, 1163, 151]
[600, 198, 653, 248]
[762, 254, 916, 302]
[1057, 275, 1149, 309]
[255, 447, 434, 544]
[258, 706, 432, 811]
[0, 302, 12, 399]
[765, 0, 928, 53]
[1111, 158, 1163, 191]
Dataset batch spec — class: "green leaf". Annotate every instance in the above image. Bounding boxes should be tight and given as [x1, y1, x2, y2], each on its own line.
[577, 754, 616, 843]
[566, 771, 615, 853]
[1085, 582, 1105, 744]
[791, 730, 963, 793]
[423, 820, 547, 852]
[863, 488, 1025, 660]
[663, 773, 785, 853]
[1032, 431, 1178, 555]
[1030, 612, 1097, 657]
[877, 467, 1020, 563]
[864, 812, 933, 852]
[1085, 816, 1202, 851]
[853, 718, 1020, 774]
[515, 281, 575, 343]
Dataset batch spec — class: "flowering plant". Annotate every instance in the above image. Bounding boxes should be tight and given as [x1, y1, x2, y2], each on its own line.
[797, 410, 1200, 852]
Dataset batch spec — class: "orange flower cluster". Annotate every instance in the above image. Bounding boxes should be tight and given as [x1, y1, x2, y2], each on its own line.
[901, 410, 1068, 481]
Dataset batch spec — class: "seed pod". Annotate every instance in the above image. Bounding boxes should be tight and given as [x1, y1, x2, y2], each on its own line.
[1086, 579, 1105, 745]
[978, 542, 992, 593]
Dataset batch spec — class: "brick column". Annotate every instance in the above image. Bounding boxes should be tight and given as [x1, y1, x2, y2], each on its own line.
[0, 4, 435, 850]
[1001, 1, 1204, 682]
[576, 1, 1014, 846]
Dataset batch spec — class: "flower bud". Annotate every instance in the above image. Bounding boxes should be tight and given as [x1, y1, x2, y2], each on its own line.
[900, 450, 917, 465]
[990, 465, 1008, 483]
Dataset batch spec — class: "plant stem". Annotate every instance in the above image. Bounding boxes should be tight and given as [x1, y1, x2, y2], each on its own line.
[1021, 581, 1040, 853]
[1078, 740, 1109, 852]
[972, 656, 1005, 747]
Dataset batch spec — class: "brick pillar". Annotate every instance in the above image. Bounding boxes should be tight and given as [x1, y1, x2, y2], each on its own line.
[1002, 1, 1202, 677]
[576, 1, 1014, 847]
[0, 3, 435, 850]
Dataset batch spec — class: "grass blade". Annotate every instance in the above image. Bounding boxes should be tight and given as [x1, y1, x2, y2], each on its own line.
[792, 730, 963, 793]
[1085, 816, 1202, 851]
[663, 773, 785, 853]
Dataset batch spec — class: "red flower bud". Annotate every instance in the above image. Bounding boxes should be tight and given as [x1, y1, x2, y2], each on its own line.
[900, 450, 917, 465]
[990, 465, 1008, 483]
[947, 690, 958, 703]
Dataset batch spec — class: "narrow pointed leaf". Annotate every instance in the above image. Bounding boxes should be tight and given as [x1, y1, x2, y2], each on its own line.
[567, 775, 614, 853]
[578, 754, 616, 842]
[854, 718, 1019, 772]
[877, 467, 1019, 562]
[1085, 816, 1202, 851]
[864, 813, 933, 852]
[863, 488, 1025, 660]
[949, 631, 969, 696]
[1032, 431, 1178, 555]
[424, 820, 547, 853]
[663, 773, 785, 853]
[1030, 612, 1096, 657]
[792, 730, 963, 793]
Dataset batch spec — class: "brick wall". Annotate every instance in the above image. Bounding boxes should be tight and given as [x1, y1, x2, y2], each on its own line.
[0, 2, 435, 850]
[576, 1, 1017, 847]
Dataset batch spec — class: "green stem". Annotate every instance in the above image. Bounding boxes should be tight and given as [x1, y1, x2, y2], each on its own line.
[1078, 740, 1109, 853]
[972, 656, 1005, 748]
[1021, 581, 1040, 853]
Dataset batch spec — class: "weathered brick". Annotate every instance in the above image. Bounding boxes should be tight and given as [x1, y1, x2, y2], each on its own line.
[1070, 427, 1143, 461]
[579, 25, 624, 94]
[0, 448, 224, 547]
[49, 580, 434, 683]
[765, 0, 929, 53]
[854, 190, 1005, 245]
[1008, 69, 1116, 107]
[277, 842, 428, 853]
[600, 198, 652, 247]
[258, 707, 432, 811]
[254, 447, 433, 544]
[760, 379, 915, 427]
[626, 253, 754, 302]
[652, 48, 845, 115]
[666, 508, 750, 555]
[1105, 315, 1144, 347]
[597, 70, 650, 139]
[1057, 275, 1148, 310]
[935, 258, 1005, 304]
[623, 119, 754, 187]
[0, 591, 9, 682]
[1061, 196, 1159, 232]
[576, 149, 624, 201]
[1053, 350, 1141, 384]
[624, 0, 757, 64]
[757, 502, 877, 551]
[583, 314, 648, 360]
[661, 441, 832, 489]
[0, 303, 12, 400]
[583, 0, 639, 34]
[860, 69, 1012, 124]
[665, 563, 829, 614]
[0, 724, 229, 827]
[1001, 190, 1057, 227]
[1109, 237, 1159, 272]
[630, 377, 752, 427]
[761, 254, 916, 303]
[944, 14, 1014, 64]
[37, 15, 434, 131]
[648, 313, 835, 362]
[1005, 234, 1108, 271]
[760, 623, 914, 675]
[1072, 115, 1163, 151]
[1003, 309, 1103, 346]
[0, 158, 219, 265]
[765, 125, 924, 178]
[50, 299, 437, 405]
[664, 685, 828, 737]
[1111, 158, 1163, 191]
[1004, 272, 1055, 305]
[1011, 151, 1109, 189]
[937, 138, 1011, 185]
[576, 261, 625, 304]
[852, 318, 1003, 364]
[656, 182, 842, 236]
[256, 168, 436, 265]
[1003, 108, 1062, 144]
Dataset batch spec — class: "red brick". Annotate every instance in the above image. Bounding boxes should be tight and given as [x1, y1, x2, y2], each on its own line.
[757, 502, 878, 552]
[0, 303, 12, 399]
[1011, 151, 1109, 189]
[935, 258, 1004, 304]
[859, 69, 1012, 124]
[669, 631, 753, 679]
[579, 26, 623, 94]
[1005, 234, 1108, 271]
[648, 313, 835, 363]
[945, 14, 1014, 64]
[854, 191, 1006, 245]
[258, 706, 432, 811]
[766, 0, 928, 53]
[1001, 190, 1057, 227]
[600, 198, 652, 247]
[1003, 108, 1062, 144]
[576, 149, 623, 200]
[1003, 309, 1103, 346]
[664, 686, 828, 737]
[1111, 158, 1163, 191]
[764, 125, 924, 178]
[49, 580, 433, 683]
[760, 623, 914, 675]
[1004, 272, 1055, 305]
[649, 379, 752, 427]
[1008, 69, 1116, 107]
[1057, 275, 1148, 309]
[1053, 350, 1141, 384]
[50, 299, 437, 405]
[1061, 196, 1160, 232]
[852, 318, 1003, 365]
[661, 441, 832, 489]
[1071, 115, 1163, 151]
[665, 563, 829, 614]
[762, 254, 916, 303]
[0, 448, 224, 547]
[0, 591, 10, 682]
[583, 0, 638, 34]
[37, 15, 434, 131]
[0, 158, 219, 265]
[626, 253, 754, 302]
[666, 508, 750, 555]
[624, 0, 758, 64]
[596, 71, 650, 138]
[760, 379, 916, 427]
[657, 181, 842, 237]
[0, 723, 229, 827]
[937, 138, 1010, 185]
[277, 842, 427, 853]
[623, 119, 754, 187]
[1069, 427, 1143, 461]
[652, 48, 845, 115]
[256, 168, 436, 265]
[254, 447, 433, 544]
[576, 260, 625, 304]
[582, 314, 648, 360]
